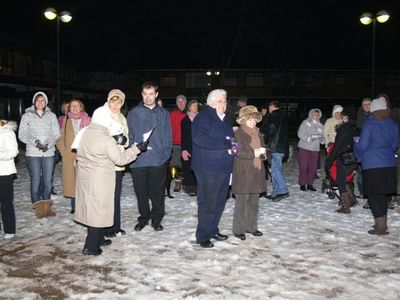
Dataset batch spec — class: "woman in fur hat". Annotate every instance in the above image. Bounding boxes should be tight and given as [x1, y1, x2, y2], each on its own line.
[231, 105, 267, 240]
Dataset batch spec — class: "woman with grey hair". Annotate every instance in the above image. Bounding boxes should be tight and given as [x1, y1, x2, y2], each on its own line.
[191, 89, 234, 248]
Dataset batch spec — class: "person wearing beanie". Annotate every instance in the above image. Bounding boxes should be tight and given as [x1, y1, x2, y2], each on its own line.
[102, 89, 131, 238]
[324, 104, 343, 147]
[325, 107, 360, 213]
[232, 105, 267, 241]
[297, 108, 325, 192]
[0, 119, 19, 239]
[354, 98, 399, 235]
[169, 94, 187, 192]
[72, 105, 143, 256]
[180, 99, 199, 196]
[56, 99, 91, 214]
[18, 91, 60, 218]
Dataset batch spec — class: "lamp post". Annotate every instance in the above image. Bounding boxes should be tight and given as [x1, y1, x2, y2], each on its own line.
[360, 10, 389, 98]
[44, 8, 72, 114]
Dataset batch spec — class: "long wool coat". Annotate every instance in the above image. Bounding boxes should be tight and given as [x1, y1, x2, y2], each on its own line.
[232, 127, 267, 195]
[74, 123, 140, 228]
[56, 119, 78, 198]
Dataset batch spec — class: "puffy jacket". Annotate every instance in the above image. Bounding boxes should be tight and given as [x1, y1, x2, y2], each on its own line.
[191, 106, 234, 174]
[18, 106, 60, 157]
[127, 101, 172, 168]
[354, 113, 399, 170]
[0, 125, 19, 175]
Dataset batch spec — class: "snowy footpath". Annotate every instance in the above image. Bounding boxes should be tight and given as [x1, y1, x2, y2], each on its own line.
[1, 156, 400, 300]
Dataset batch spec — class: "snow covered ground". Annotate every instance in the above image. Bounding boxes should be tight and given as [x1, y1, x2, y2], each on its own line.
[1, 153, 400, 300]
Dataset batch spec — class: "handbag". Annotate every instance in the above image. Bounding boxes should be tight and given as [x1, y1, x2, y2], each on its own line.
[340, 151, 357, 166]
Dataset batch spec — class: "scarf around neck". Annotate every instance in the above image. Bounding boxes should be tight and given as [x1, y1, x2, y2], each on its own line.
[241, 124, 262, 170]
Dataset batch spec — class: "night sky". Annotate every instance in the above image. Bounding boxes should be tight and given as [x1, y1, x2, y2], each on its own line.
[2, 0, 400, 71]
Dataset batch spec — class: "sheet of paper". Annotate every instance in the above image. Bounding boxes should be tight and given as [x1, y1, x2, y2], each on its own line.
[143, 128, 154, 142]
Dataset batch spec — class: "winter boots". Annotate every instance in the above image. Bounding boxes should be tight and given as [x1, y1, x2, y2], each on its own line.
[173, 179, 182, 192]
[346, 184, 358, 207]
[336, 192, 351, 214]
[33, 200, 56, 218]
[368, 215, 389, 235]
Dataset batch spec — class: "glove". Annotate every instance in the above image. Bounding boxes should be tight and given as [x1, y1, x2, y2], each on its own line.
[306, 136, 312, 143]
[35, 140, 48, 152]
[224, 137, 232, 149]
[181, 150, 191, 161]
[136, 140, 149, 152]
[254, 148, 263, 157]
[112, 134, 127, 145]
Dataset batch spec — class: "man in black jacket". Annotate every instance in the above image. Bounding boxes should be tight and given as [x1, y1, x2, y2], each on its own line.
[261, 101, 289, 201]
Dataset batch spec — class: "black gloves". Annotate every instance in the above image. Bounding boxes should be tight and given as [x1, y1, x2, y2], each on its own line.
[35, 140, 48, 152]
[136, 140, 149, 152]
[112, 134, 127, 145]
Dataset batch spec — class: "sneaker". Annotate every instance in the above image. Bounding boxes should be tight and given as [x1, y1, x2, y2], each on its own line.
[4, 233, 15, 239]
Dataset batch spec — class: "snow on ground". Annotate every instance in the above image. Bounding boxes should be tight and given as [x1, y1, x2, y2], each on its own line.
[1, 153, 400, 300]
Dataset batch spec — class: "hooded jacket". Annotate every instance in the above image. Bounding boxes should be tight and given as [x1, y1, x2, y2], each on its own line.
[0, 122, 19, 176]
[297, 109, 325, 152]
[18, 92, 60, 157]
[324, 105, 343, 147]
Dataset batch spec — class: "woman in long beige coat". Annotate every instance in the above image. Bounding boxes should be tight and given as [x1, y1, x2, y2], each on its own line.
[56, 99, 91, 213]
[232, 105, 267, 241]
[72, 105, 145, 256]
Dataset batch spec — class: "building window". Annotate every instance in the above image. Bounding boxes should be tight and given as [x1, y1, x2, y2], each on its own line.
[0, 49, 14, 75]
[302, 74, 323, 87]
[186, 72, 208, 88]
[386, 74, 400, 87]
[246, 73, 264, 87]
[159, 75, 177, 87]
[223, 75, 237, 87]
[271, 73, 285, 87]
[335, 74, 346, 86]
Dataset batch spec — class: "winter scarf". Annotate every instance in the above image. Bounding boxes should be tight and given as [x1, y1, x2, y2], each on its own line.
[59, 112, 91, 129]
[241, 124, 262, 170]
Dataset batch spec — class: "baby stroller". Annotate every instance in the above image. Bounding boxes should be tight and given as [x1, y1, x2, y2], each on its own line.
[321, 144, 355, 200]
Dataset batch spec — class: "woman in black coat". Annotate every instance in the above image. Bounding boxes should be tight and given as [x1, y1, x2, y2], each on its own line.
[180, 100, 199, 196]
[325, 107, 360, 213]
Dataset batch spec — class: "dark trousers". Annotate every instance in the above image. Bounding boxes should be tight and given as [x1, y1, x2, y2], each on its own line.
[0, 175, 16, 234]
[104, 171, 123, 234]
[132, 163, 167, 226]
[182, 159, 196, 186]
[195, 172, 230, 243]
[84, 226, 104, 252]
[337, 160, 358, 193]
[233, 193, 259, 234]
[368, 195, 389, 218]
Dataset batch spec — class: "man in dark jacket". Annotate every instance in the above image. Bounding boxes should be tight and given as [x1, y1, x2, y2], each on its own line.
[127, 81, 172, 232]
[261, 100, 289, 201]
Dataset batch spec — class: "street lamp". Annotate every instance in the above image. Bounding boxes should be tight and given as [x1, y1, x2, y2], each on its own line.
[44, 7, 72, 114]
[359, 10, 390, 97]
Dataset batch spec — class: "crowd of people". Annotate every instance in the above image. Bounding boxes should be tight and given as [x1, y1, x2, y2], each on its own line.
[0, 84, 399, 254]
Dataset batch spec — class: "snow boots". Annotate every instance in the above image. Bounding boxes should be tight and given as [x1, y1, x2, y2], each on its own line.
[368, 215, 389, 235]
[33, 200, 56, 218]
[336, 192, 351, 214]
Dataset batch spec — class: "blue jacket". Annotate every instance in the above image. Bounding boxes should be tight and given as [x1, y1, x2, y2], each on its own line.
[127, 102, 172, 168]
[354, 115, 399, 170]
[191, 106, 234, 174]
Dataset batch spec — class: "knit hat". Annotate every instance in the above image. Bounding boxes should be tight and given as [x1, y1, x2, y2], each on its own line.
[107, 89, 125, 105]
[32, 91, 48, 106]
[370, 98, 387, 113]
[332, 105, 343, 114]
[236, 105, 262, 124]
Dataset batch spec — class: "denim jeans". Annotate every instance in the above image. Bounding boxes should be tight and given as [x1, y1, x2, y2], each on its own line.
[26, 156, 54, 203]
[270, 152, 288, 197]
